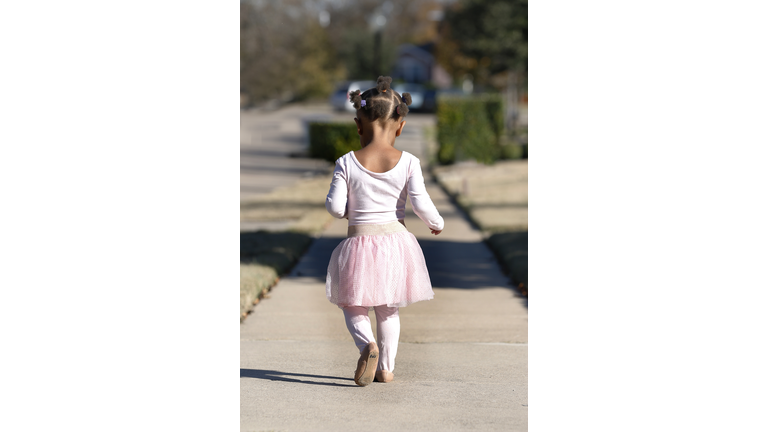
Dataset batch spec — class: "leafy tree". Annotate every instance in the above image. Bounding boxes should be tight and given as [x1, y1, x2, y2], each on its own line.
[438, 0, 527, 89]
[240, 0, 448, 104]
[240, 1, 344, 104]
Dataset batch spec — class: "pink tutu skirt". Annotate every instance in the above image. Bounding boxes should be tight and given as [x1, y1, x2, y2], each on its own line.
[326, 221, 435, 308]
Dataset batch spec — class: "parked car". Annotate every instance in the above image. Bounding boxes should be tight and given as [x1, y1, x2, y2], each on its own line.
[421, 89, 437, 112]
[329, 80, 377, 112]
[393, 83, 425, 111]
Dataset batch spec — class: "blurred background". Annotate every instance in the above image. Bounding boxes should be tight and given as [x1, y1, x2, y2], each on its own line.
[240, 0, 529, 318]
[240, 0, 527, 130]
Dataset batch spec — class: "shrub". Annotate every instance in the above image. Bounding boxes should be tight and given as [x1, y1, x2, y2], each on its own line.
[501, 144, 525, 160]
[308, 122, 360, 163]
[437, 94, 505, 164]
[500, 136, 528, 160]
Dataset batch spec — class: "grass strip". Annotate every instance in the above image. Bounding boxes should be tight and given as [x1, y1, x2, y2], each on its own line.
[430, 163, 528, 297]
[485, 232, 528, 297]
[240, 175, 334, 234]
[240, 231, 313, 322]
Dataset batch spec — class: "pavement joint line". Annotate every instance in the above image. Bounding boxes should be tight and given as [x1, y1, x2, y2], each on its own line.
[241, 339, 528, 345]
[472, 342, 528, 346]
[241, 107, 528, 430]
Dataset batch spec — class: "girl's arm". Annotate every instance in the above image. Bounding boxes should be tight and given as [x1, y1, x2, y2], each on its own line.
[407, 157, 444, 232]
[325, 158, 348, 219]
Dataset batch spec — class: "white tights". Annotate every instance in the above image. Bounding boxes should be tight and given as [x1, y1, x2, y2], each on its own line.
[342, 305, 400, 372]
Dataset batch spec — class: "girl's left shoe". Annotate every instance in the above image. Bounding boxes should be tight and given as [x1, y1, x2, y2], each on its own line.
[354, 342, 379, 387]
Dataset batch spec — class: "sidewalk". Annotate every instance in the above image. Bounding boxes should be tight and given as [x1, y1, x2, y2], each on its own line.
[240, 178, 528, 431]
[240, 105, 528, 430]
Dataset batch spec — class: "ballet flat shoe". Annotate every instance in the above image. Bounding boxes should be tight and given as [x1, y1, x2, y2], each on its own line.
[375, 370, 394, 383]
[354, 342, 379, 387]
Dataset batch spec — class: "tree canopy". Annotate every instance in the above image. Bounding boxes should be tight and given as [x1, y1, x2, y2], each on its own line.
[438, 0, 527, 89]
[240, 0, 443, 104]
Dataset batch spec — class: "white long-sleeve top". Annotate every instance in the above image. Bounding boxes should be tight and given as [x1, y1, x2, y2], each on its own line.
[325, 151, 444, 231]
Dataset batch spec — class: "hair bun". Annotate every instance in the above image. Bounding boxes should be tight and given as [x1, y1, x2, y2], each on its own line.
[402, 92, 412, 106]
[349, 89, 363, 110]
[376, 76, 392, 93]
[396, 101, 409, 117]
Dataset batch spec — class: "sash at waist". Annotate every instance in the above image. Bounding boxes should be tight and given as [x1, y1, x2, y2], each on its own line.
[347, 221, 407, 237]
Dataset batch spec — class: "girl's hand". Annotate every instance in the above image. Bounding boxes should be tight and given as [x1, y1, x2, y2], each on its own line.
[430, 229, 442, 235]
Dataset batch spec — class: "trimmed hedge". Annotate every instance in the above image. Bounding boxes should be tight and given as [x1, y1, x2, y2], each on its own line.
[500, 143, 528, 160]
[437, 94, 505, 164]
[308, 122, 360, 163]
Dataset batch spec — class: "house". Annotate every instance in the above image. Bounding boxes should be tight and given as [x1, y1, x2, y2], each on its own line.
[390, 43, 451, 88]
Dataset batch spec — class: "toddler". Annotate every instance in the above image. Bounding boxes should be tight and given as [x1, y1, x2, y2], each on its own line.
[325, 76, 444, 386]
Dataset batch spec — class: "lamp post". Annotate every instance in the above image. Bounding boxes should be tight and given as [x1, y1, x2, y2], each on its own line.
[369, 2, 392, 77]
[371, 13, 386, 77]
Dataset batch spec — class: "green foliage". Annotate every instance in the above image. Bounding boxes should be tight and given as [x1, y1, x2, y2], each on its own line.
[500, 135, 528, 160]
[240, 4, 344, 103]
[308, 122, 360, 163]
[500, 144, 524, 160]
[437, 94, 504, 164]
[293, 24, 346, 101]
[484, 95, 505, 138]
[337, 29, 397, 81]
[443, 0, 528, 75]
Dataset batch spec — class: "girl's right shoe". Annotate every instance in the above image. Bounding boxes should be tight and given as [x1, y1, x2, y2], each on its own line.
[354, 342, 379, 387]
[375, 370, 394, 383]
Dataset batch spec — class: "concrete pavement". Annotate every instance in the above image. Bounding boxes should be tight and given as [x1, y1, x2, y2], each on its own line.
[240, 104, 528, 431]
[240, 104, 340, 203]
[241, 104, 443, 232]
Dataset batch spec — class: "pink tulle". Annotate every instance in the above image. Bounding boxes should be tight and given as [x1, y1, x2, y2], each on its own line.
[326, 230, 434, 308]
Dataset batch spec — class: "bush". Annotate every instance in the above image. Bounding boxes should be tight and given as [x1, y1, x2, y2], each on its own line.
[500, 138, 528, 160]
[437, 94, 504, 164]
[308, 122, 360, 163]
[500, 144, 524, 160]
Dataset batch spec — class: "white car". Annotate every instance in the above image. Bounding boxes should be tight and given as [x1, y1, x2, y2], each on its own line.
[329, 81, 377, 112]
[393, 83, 425, 110]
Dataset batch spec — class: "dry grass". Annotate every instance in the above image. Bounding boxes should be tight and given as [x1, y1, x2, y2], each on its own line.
[432, 160, 528, 232]
[432, 160, 528, 296]
[240, 172, 338, 321]
[240, 231, 313, 322]
[240, 174, 335, 234]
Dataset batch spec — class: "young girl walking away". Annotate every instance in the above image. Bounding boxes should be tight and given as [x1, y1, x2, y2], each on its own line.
[325, 76, 444, 387]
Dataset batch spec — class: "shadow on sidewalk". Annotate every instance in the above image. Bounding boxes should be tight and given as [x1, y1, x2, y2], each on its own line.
[240, 369, 357, 387]
[293, 237, 516, 291]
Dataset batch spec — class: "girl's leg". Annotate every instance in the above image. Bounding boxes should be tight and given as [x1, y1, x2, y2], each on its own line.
[373, 305, 400, 372]
[342, 306, 376, 352]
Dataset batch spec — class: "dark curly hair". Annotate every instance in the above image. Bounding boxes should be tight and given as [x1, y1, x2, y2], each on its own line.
[349, 76, 412, 122]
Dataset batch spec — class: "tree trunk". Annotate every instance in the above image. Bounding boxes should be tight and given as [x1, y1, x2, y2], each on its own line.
[506, 71, 518, 135]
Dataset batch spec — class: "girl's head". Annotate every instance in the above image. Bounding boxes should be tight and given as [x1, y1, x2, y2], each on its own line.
[349, 76, 413, 124]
